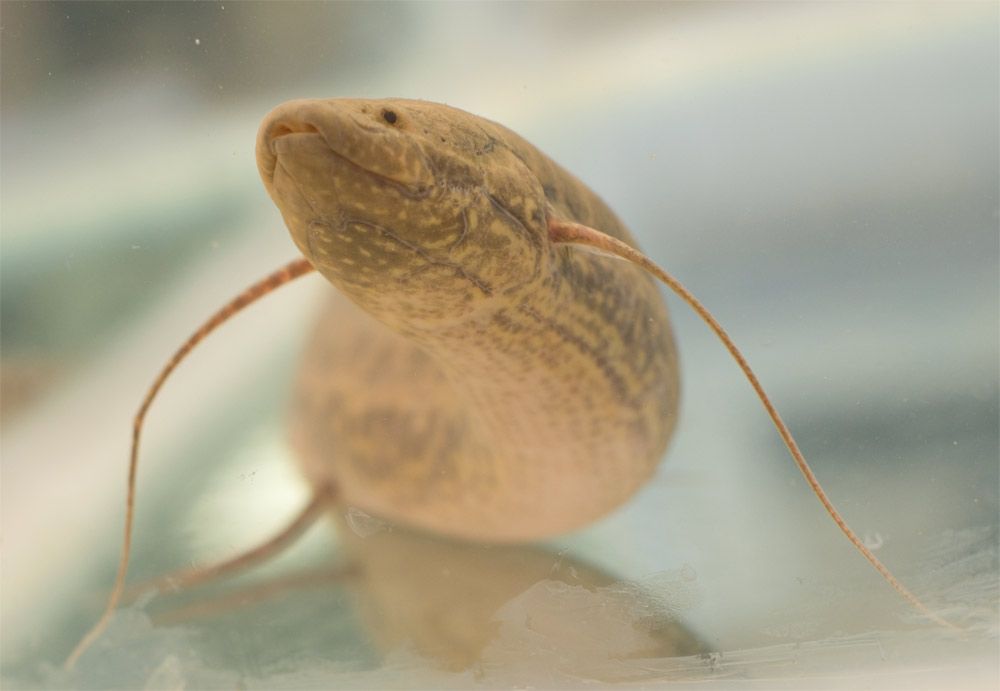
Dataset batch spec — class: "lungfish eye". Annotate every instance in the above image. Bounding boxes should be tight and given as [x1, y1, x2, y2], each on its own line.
[382, 109, 398, 125]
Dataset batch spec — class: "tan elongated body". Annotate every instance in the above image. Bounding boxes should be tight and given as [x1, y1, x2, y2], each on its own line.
[67, 96, 953, 673]
[257, 99, 679, 541]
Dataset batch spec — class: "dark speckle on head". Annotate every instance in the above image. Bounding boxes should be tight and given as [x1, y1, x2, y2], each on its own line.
[382, 109, 398, 125]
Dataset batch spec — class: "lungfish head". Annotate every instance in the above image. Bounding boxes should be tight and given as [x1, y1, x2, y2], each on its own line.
[257, 98, 551, 332]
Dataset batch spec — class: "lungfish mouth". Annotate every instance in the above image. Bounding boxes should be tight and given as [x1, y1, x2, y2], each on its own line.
[256, 99, 434, 196]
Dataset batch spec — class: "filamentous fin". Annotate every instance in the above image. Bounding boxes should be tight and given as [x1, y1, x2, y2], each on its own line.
[65, 257, 317, 670]
[547, 215, 957, 631]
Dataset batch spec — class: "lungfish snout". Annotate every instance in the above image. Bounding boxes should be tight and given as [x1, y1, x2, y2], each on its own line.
[256, 101, 324, 183]
[256, 98, 435, 193]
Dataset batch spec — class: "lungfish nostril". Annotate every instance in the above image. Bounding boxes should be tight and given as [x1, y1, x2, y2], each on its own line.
[268, 121, 321, 152]
[271, 121, 320, 138]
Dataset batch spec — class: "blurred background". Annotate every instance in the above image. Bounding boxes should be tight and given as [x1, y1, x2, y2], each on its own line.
[2, 2, 997, 688]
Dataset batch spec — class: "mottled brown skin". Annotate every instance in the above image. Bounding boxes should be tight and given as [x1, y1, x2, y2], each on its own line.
[256, 98, 679, 541]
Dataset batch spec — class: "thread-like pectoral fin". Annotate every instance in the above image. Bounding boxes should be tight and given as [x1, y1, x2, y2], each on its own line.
[548, 216, 957, 630]
[65, 257, 317, 670]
